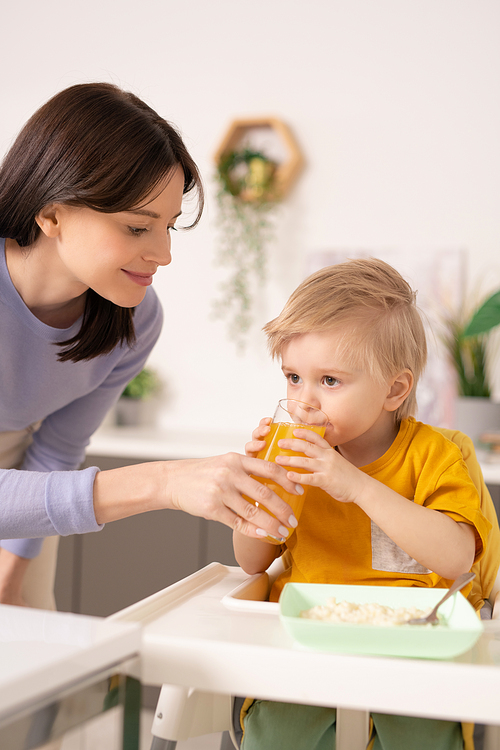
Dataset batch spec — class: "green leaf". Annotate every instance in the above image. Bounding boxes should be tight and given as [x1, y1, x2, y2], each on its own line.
[464, 291, 500, 337]
[121, 368, 158, 399]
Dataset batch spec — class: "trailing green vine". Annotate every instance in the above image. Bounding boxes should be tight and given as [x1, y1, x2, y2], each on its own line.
[212, 149, 279, 348]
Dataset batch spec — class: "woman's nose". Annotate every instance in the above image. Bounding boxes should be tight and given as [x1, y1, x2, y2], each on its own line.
[146, 235, 172, 266]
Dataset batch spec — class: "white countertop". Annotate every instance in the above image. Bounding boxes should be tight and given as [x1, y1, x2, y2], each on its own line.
[87, 426, 500, 485]
[87, 425, 248, 460]
[0, 605, 141, 723]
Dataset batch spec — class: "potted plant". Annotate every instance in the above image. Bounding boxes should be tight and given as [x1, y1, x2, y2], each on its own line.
[115, 368, 160, 427]
[442, 290, 500, 441]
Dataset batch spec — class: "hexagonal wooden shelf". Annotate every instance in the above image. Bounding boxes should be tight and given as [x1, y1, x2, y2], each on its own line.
[214, 117, 304, 202]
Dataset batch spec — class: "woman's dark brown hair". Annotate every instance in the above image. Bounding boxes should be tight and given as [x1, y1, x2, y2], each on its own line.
[0, 82, 204, 361]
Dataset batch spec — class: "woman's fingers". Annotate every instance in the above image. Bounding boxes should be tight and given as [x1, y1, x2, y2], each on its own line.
[236, 456, 301, 529]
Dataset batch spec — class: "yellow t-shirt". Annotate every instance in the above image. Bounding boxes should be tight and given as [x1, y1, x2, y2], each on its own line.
[270, 417, 491, 602]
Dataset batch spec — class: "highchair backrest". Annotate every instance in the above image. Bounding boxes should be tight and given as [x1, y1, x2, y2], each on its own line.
[435, 427, 500, 615]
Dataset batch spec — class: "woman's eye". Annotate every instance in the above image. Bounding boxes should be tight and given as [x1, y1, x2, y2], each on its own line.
[168, 226, 178, 233]
[323, 376, 340, 387]
[128, 226, 148, 236]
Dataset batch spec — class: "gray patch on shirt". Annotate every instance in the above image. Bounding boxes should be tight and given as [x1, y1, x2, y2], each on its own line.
[371, 521, 432, 574]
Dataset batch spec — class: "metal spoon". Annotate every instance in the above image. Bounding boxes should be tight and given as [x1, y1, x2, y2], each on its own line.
[406, 571, 476, 625]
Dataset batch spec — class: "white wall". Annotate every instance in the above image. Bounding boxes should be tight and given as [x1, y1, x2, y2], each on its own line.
[2, 1, 500, 446]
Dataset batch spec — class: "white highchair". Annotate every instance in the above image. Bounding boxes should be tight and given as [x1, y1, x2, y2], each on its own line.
[146, 552, 500, 750]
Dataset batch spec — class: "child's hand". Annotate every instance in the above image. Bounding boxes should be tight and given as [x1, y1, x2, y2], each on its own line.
[245, 417, 272, 458]
[274, 428, 367, 504]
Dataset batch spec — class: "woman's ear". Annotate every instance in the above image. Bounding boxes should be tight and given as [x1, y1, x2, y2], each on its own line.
[35, 205, 61, 237]
[385, 370, 414, 412]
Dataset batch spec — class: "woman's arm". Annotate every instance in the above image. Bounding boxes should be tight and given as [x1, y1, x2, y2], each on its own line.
[0, 452, 300, 542]
[93, 453, 300, 540]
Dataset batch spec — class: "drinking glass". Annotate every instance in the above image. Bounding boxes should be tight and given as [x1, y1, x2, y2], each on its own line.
[248, 398, 329, 544]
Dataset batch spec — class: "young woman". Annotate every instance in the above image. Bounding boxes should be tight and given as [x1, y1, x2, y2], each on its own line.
[0, 82, 299, 608]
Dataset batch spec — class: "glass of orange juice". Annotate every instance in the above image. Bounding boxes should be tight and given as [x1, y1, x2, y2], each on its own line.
[248, 399, 329, 544]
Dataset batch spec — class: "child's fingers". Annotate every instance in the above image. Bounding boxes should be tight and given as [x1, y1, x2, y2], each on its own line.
[277, 437, 323, 458]
[288, 427, 331, 448]
[276, 453, 316, 471]
[245, 438, 267, 457]
[285, 470, 317, 486]
[252, 418, 272, 441]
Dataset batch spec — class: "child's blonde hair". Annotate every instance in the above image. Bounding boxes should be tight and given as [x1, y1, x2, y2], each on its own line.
[264, 258, 427, 421]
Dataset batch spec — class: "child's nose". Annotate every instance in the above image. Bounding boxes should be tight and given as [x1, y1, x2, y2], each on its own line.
[299, 388, 322, 410]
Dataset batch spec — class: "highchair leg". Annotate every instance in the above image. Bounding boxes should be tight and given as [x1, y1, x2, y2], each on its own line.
[150, 739, 177, 750]
[150, 731, 234, 750]
[149, 684, 233, 750]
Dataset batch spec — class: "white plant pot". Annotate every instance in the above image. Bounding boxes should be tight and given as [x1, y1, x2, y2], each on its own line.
[115, 398, 157, 427]
[454, 397, 500, 444]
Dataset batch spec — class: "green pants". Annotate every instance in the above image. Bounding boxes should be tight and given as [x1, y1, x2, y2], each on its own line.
[241, 700, 464, 750]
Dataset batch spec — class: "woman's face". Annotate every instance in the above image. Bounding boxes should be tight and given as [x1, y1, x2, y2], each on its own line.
[47, 167, 185, 308]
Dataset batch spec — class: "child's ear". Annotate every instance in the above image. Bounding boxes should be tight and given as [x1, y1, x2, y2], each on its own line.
[385, 370, 413, 412]
[35, 204, 61, 238]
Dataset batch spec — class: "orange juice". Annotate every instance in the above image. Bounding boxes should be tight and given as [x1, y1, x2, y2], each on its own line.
[246, 421, 326, 544]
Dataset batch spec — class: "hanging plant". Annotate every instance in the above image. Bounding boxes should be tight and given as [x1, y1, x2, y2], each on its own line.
[212, 148, 280, 349]
[212, 118, 304, 349]
[217, 148, 277, 201]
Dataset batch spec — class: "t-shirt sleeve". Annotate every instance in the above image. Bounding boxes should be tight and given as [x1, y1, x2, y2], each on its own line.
[421, 456, 491, 563]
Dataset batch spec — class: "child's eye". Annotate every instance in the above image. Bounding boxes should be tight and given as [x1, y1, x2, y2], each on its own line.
[323, 376, 340, 387]
[287, 373, 301, 384]
[128, 226, 148, 236]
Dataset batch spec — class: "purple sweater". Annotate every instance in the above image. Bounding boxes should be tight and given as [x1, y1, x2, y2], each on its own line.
[0, 239, 163, 557]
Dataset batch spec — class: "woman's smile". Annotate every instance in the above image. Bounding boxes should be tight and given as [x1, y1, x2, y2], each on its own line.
[122, 269, 155, 286]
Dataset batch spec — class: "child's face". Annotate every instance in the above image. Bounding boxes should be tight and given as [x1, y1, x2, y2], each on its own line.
[280, 330, 398, 450]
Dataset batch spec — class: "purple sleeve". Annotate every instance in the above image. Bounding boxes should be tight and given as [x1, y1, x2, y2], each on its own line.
[0, 466, 103, 543]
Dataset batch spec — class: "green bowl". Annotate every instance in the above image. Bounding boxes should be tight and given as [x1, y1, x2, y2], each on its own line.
[279, 583, 483, 659]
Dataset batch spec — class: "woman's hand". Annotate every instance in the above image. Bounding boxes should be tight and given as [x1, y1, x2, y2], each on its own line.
[93, 452, 301, 541]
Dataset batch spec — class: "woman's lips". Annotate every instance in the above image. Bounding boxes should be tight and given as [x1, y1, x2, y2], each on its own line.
[122, 269, 154, 286]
